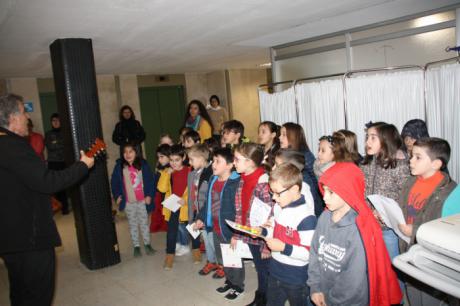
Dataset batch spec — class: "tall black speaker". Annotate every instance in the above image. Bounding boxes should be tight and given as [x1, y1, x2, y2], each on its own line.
[50, 38, 120, 270]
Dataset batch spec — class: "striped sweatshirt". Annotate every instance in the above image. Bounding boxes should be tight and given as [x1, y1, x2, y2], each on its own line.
[263, 195, 317, 285]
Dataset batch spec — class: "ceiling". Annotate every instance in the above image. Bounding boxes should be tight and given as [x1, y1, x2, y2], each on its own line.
[0, 0, 458, 78]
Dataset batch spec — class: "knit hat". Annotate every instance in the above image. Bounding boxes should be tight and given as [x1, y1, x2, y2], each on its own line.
[401, 119, 429, 140]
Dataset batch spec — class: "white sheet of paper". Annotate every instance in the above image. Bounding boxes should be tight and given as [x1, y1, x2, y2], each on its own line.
[220, 244, 242, 268]
[367, 194, 410, 243]
[162, 194, 182, 212]
[235, 240, 253, 259]
[249, 197, 272, 227]
[186, 223, 201, 239]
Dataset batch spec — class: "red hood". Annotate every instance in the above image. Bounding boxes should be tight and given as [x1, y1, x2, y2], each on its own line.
[319, 162, 402, 306]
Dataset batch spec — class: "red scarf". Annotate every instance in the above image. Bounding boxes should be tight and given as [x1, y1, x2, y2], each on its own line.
[319, 162, 402, 306]
[241, 167, 265, 225]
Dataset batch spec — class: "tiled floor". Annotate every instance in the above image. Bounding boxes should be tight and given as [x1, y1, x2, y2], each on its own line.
[0, 213, 257, 306]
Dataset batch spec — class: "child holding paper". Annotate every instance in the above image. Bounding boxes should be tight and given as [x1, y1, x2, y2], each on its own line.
[262, 163, 316, 306]
[308, 162, 402, 306]
[186, 144, 213, 265]
[398, 138, 456, 305]
[232, 143, 273, 304]
[193, 148, 242, 297]
[157, 144, 190, 270]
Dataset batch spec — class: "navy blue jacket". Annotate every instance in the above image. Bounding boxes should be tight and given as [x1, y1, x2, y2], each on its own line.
[197, 171, 240, 242]
[111, 159, 156, 213]
[303, 149, 324, 217]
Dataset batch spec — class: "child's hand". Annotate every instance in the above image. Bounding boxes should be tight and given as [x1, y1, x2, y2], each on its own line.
[194, 220, 204, 230]
[398, 223, 413, 237]
[230, 237, 238, 250]
[178, 199, 185, 206]
[144, 196, 152, 205]
[311, 292, 327, 306]
[262, 217, 274, 229]
[166, 167, 173, 174]
[116, 196, 122, 205]
[266, 238, 285, 252]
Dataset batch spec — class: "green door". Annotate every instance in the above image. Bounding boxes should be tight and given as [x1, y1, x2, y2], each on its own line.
[39, 92, 58, 133]
[139, 86, 185, 167]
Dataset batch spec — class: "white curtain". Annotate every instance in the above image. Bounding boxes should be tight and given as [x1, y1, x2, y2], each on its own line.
[345, 70, 425, 154]
[426, 63, 460, 183]
[295, 79, 345, 154]
[258, 86, 297, 125]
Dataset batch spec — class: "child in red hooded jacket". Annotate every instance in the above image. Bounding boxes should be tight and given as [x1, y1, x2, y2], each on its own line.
[308, 162, 402, 306]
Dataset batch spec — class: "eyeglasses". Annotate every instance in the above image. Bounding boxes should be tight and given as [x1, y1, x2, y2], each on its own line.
[269, 187, 290, 198]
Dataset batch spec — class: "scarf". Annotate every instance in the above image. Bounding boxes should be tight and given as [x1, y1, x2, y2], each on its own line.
[185, 115, 201, 131]
[319, 162, 402, 306]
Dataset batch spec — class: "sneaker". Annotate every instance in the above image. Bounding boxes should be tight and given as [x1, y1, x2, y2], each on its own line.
[176, 245, 190, 256]
[216, 282, 233, 294]
[133, 247, 141, 257]
[225, 288, 244, 301]
[212, 266, 225, 279]
[199, 262, 218, 275]
[144, 244, 156, 255]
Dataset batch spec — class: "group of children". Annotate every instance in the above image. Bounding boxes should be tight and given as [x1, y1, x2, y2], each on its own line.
[110, 115, 459, 306]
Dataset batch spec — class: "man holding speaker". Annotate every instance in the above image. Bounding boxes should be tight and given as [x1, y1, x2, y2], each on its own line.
[0, 93, 94, 306]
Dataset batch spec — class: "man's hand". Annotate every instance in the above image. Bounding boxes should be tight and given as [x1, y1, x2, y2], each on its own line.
[80, 150, 94, 169]
[266, 238, 285, 252]
[311, 292, 327, 306]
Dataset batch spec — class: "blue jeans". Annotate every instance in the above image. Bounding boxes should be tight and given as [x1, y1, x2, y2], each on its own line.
[202, 230, 216, 263]
[267, 275, 309, 306]
[177, 222, 189, 246]
[382, 229, 404, 293]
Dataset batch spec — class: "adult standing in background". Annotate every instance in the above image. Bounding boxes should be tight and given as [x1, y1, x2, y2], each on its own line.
[0, 93, 94, 306]
[183, 100, 213, 142]
[112, 105, 146, 156]
[27, 118, 45, 160]
[206, 95, 228, 140]
[45, 113, 70, 215]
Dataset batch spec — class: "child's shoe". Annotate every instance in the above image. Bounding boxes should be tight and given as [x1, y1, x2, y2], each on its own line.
[133, 247, 142, 257]
[225, 287, 244, 301]
[192, 249, 202, 264]
[164, 254, 174, 270]
[144, 244, 156, 255]
[198, 261, 218, 275]
[216, 281, 233, 294]
[212, 265, 225, 279]
[176, 245, 190, 256]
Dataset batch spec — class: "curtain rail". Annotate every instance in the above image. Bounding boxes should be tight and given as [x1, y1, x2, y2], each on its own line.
[258, 58, 460, 127]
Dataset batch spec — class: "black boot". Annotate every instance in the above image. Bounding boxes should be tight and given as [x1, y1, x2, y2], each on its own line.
[245, 290, 261, 306]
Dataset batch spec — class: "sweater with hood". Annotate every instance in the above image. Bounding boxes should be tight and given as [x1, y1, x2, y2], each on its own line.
[308, 162, 402, 306]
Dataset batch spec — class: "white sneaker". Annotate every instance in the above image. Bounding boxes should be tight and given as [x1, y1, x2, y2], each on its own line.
[176, 245, 189, 256]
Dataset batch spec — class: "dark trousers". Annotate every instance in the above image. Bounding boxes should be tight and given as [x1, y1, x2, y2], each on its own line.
[190, 212, 201, 249]
[267, 275, 309, 306]
[214, 234, 245, 290]
[47, 161, 69, 214]
[166, 209, 180, 254]
[1, 248, 56, 306]
[249, 243, 270, 295]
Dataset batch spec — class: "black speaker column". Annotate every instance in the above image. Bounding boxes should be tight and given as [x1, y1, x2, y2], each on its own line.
[50, 38, 120, 270]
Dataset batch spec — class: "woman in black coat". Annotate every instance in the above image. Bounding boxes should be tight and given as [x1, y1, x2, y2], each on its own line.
[112, 105, 146, 156]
